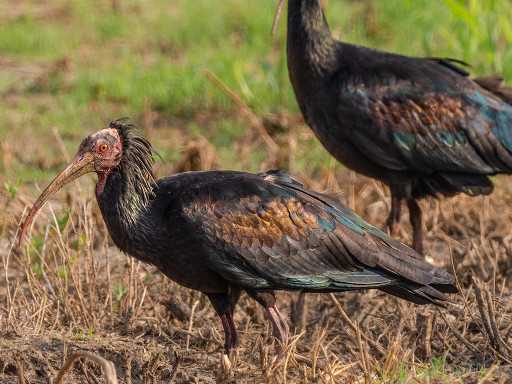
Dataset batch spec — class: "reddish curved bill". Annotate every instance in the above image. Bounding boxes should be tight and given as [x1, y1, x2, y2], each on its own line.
[19, 152, 96, 246]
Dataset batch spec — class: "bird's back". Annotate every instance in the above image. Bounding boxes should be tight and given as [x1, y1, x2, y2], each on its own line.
[154, 170, 457, 305]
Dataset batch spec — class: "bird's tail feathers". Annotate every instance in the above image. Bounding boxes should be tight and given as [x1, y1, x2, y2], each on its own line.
[368, 232, 456, 287]
[418, 173, 493, 198]
[379, 282, 458, 307]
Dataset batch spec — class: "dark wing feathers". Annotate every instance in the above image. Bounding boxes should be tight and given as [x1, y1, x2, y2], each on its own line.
[340, 55, 512, 185]
[181, 172, 456, 304]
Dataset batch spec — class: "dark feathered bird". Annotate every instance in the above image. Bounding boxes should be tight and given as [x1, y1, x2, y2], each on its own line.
[285, 0, 512, 254]
[20, 120, 457, 364]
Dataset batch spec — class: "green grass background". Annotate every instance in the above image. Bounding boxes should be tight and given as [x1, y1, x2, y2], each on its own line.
[1, 0, 512, 184]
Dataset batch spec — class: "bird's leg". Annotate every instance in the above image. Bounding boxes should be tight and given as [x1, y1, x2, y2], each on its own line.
[265, 305, 289, 354]
[290, 291, 307, 333]
[219, 312, 240, 364]
[246, 289, 289, 356]
[406, 198, 423, 254]
[217, 312, 238, 382]
[206, 289, 242, 368]
[386, 196, 403, 237]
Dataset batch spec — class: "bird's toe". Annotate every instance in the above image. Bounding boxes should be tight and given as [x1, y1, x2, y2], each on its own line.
[228, 347, 239, 367]
[218, 353, 235, 382]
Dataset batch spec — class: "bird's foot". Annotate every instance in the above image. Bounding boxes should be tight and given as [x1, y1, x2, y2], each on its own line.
[227, 347, 239, 367]
[218, 355, 232, 383]
[218, 351, 237, 383]
[221, 353, 232, 371]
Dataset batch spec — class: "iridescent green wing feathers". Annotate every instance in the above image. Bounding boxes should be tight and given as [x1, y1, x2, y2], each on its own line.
[341, 57, 512, 182]
[180, 171, 455, 303]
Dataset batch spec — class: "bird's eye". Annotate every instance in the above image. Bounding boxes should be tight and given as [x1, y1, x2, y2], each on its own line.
[99, 144, 109, 152]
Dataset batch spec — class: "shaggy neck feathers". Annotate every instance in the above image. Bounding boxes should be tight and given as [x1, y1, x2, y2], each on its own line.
[97, 122, 157, 228]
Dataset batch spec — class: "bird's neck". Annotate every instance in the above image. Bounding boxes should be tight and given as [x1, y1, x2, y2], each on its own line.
[287, 0, 339, 79]
[95, 163, 154, 251]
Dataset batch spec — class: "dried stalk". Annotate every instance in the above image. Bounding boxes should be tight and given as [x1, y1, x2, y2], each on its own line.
[271, 0, 286, 35]
[186, 300, 200, 351]
[438, 310, 478, 354]
[473, 278, 510, 360]
[203, 70, 279, 168]
[54, 351, 118, 384]
[328, 293, 386, 356]
[16, 362, 26, 384]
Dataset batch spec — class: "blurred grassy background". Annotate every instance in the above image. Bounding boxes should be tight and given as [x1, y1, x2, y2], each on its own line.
[1, 0, 512, 187]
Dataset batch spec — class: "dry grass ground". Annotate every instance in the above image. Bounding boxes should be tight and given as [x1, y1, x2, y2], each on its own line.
[1, 116, 512, 383]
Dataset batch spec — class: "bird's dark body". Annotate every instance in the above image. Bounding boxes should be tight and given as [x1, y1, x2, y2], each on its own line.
[97, 163, 454, 303]
[287, 0, 512, 200]
[21, 121, 457, 360]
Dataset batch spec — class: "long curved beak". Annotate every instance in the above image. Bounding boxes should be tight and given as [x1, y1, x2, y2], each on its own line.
[19, 151, 96, 246]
